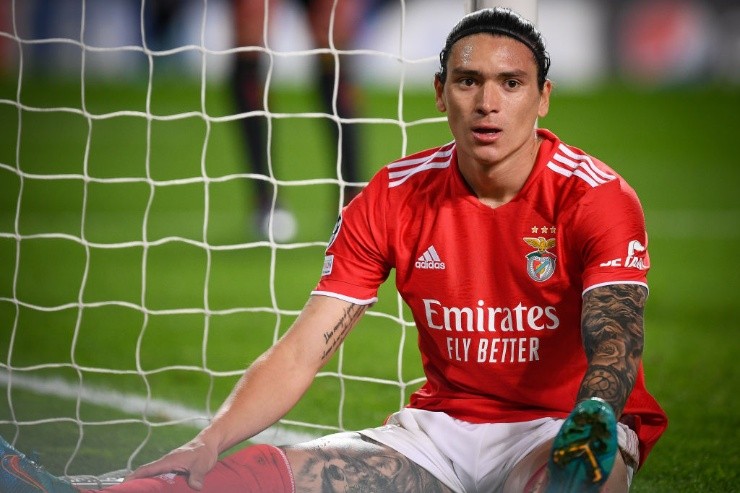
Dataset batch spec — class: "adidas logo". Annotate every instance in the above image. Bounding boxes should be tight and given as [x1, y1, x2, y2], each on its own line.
[415, 245, 446, 270]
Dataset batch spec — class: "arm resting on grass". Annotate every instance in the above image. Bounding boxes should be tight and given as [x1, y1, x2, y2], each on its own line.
[127, 294, 367, 489]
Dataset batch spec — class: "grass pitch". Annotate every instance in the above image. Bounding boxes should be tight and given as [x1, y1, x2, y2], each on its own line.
[0, 77, 738, 491]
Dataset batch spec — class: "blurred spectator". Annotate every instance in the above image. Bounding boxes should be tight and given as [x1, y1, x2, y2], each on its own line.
[232, 0, 372, 241]
[616, 0, 713, 85]
[0, 1, 11, 75]
[142, 0, 182, 52]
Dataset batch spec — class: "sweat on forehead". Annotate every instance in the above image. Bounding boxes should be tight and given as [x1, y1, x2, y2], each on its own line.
[437, 7, 550, 88]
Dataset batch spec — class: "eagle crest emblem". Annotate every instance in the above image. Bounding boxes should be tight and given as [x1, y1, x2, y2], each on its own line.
[523, 236, 557, 282]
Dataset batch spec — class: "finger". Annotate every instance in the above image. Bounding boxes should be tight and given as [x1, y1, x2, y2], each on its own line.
[188, 474, 205, 491]
[125, 459, 180, 482]
[186, 457, 216, 491]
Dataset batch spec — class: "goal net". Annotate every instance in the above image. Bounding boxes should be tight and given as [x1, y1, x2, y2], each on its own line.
[0, 0, 535, 484]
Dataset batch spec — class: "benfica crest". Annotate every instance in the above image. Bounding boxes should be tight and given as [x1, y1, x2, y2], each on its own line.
[523, 237, 557, 282]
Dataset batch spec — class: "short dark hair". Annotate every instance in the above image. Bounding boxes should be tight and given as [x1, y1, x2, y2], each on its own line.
[437, 7, 551, 90]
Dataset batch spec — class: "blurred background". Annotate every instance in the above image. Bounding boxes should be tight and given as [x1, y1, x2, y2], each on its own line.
[2, 0, 739, 89]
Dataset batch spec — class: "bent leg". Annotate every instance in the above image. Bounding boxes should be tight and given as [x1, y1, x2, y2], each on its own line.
[82, 434, 452, 493]
[283, 432, 456, 493]
[503, 438, 630, 493]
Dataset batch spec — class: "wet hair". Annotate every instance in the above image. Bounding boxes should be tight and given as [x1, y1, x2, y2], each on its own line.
[437, 7, 551, 90]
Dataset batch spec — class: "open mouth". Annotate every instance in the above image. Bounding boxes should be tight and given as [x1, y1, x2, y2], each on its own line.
[473, 126, 501, 139]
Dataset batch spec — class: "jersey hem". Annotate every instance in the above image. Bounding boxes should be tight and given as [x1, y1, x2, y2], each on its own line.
[310, 290, 378, 306]
[582, 280, 649, 296]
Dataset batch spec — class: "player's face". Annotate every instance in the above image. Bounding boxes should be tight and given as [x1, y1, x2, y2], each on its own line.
[435, 33, 551, 169]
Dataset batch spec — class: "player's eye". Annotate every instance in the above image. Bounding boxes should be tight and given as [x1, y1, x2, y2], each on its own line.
[505, 79, 521, 89]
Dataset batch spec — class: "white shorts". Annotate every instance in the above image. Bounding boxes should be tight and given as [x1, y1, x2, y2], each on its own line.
[359, 408, 639, 493]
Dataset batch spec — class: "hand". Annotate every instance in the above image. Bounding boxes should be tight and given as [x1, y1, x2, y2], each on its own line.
[125, 437, 219, 490]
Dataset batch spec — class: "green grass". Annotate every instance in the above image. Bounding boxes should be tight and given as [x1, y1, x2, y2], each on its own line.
[1, 77, 739, 491]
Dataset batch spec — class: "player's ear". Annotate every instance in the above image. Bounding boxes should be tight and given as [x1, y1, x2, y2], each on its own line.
[538, 79, 552, 118]
[434, 75, 447, 113]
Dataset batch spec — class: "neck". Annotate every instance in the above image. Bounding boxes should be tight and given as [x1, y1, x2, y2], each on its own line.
[459, 133, 542, 208]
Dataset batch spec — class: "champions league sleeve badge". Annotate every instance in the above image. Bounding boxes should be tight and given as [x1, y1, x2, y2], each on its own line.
[523, 237, 557, 282]
[326, 214, 343, 251]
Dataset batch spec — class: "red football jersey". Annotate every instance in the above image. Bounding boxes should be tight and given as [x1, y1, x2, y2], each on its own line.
[313, 129, 667, 465]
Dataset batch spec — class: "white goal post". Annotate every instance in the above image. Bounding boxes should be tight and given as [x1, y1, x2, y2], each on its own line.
[465, 0, 538, 24]
[0, 0, 536, 485]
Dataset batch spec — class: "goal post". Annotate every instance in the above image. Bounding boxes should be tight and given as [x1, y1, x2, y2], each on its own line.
[465, 0, 538, 24]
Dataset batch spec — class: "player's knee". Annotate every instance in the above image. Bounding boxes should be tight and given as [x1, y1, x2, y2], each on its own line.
[602, 453, 631, 492]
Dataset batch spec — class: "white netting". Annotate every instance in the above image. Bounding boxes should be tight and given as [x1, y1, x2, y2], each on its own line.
[0, 0, 475, 478]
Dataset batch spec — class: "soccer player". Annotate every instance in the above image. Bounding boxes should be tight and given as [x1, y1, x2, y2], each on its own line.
[232, 0, 367, 241]
[0, 7, 667, 492]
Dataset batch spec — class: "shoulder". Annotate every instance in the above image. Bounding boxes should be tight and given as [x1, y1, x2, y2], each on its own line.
[345, 142, 456, 226]
[538, 131, 640, 212]
[384, 142, 456, 189]
[544, 136, 620, 190]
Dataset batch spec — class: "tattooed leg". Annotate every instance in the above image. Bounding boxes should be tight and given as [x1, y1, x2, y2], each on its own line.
[283, 432, 455, 493]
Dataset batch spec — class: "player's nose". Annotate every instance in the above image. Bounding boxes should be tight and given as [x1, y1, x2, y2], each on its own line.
[476, 82, 500, 114]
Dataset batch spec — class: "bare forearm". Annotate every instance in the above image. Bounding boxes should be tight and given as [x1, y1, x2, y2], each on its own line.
[578, 284, 647, 417]
[198, 296, 367, 453]
[199, 344, 315, 452]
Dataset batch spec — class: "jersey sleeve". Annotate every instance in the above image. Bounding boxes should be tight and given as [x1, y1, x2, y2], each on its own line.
[311, 170, 392, 304]
[570, 179, 650, 293]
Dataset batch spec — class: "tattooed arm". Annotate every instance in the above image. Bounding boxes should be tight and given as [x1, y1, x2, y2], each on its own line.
[129, 295, 367, 488]
[577, 284, 647, 417]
